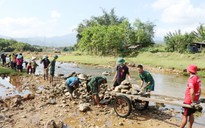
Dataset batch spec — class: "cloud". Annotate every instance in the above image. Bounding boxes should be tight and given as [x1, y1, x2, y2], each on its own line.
[51, 10, 61, 19]
[152, 0, 205, 39]
[0, 17, 58, 37]
[152, 0, 205, 24]
[0, 10, 63, 37]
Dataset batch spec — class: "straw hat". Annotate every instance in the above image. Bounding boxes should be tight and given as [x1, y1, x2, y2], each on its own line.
[31, 57, 36, 60]
[77, 74, 87, 80]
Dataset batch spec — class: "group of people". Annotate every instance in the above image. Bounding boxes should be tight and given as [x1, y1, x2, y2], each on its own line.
[64, 58, 155, 108]
[0, 53, 24, 73]
[65, 74, 107, 107]
[30, 54, 58, 83]
[65, 57, 201, 128]
[1, 53, 202, 127]
[112, 58, 155, 93]
[0, 52, 58, 84]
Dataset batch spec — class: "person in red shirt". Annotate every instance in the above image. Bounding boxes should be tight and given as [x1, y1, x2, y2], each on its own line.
[180, 64, 201, 128]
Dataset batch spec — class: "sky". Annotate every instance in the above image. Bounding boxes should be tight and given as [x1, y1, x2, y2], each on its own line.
[0, 0, 205, 40]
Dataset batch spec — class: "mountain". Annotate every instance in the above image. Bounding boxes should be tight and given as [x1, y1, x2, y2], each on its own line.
[0, 33, 77, 47]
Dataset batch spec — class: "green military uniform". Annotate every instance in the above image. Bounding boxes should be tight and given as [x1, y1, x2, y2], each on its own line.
[139, 70, 155, 91]
[88, 76, 106, 95]
[50, 59, 56, 76]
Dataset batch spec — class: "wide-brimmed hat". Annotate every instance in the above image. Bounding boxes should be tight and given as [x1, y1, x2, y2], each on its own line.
[31, 57, 36, 60]
[117, 58, 125, 65]
[77, 73, 87, 80]
[187, 64, 197, 74]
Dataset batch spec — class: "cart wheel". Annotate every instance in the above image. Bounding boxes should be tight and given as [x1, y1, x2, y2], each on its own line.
[133, 100, 149, 111]
[114, 95, 132, 118]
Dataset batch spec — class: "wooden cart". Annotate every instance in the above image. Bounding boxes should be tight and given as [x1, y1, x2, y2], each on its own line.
[113, 92, 203, 118]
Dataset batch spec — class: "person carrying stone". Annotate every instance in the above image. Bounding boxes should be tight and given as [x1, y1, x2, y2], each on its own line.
[65, 76, 81, 100]
[112, 58, 131, 89]
[137, 64, 155, 94]
[88, 76, 107, 107]
[40, 56, 50, 80]
[50, 55, 58, 83]
[180, 64, 201, 128]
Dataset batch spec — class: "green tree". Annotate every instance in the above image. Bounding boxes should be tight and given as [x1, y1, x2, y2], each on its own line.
[76, 9, 155, 56]
[164, 30, 194, 53]
[192, 24, 205, 42]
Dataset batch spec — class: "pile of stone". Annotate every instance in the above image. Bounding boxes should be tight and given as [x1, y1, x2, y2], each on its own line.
[114, 80, 141, 95]
[114, 80, 132, 94]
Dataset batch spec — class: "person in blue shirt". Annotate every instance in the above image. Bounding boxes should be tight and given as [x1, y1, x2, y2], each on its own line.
[65, 76, 81, 100]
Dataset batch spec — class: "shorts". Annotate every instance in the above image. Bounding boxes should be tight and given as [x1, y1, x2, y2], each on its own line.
[182, 107, 196, 116]
[44, 68, 49, 76]
[50, 70, 55, 76]
[65, 83, 75, 93]
[145, 83, 154, 91]
[91, 84, 99, 95]
[17, 65, 22, 70]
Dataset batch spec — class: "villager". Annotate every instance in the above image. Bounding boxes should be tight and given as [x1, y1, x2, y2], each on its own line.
[65, 76, 81, 100]
[31, 57, 38, 74]
[180, 64, 201, 128]
[40, 55, 50, 80]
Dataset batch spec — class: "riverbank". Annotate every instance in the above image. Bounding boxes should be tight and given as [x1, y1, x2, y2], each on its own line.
[57, 52, 205, 77]
[0, 75, 184, 128]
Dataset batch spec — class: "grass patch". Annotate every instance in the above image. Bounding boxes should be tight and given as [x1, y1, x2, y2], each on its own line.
[0, 66, 16, 75]
[127, 52, 205, 70]
[57, 52, 205, 71]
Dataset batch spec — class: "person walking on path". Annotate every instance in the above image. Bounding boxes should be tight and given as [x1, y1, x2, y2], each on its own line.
[112, 58, 131, 89]
[137, 64, 155, 94]
[88, 76, 107, 107]
[40, 56, 50, 80]
[50, 55, 58, 83]
[180, 64, 201, 128]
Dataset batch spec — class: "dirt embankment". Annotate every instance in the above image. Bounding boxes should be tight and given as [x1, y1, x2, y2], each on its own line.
[0, 74, 184, 128]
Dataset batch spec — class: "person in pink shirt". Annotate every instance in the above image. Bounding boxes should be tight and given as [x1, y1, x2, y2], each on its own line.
[180, 64, 201, 128]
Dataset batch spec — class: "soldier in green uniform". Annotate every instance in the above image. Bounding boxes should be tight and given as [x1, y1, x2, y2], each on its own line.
[88, 76, 107, 107]
[137, 64, 155, 93]
[50, 55, 58, 83]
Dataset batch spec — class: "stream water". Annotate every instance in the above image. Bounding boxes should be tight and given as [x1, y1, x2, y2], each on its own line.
[0, 62, 204, 127]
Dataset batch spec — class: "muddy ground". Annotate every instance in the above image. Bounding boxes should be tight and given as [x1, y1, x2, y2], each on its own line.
[0, 74, 187, 128]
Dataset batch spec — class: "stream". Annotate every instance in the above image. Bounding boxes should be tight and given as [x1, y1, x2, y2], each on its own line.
[0, 61, 204, 127]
